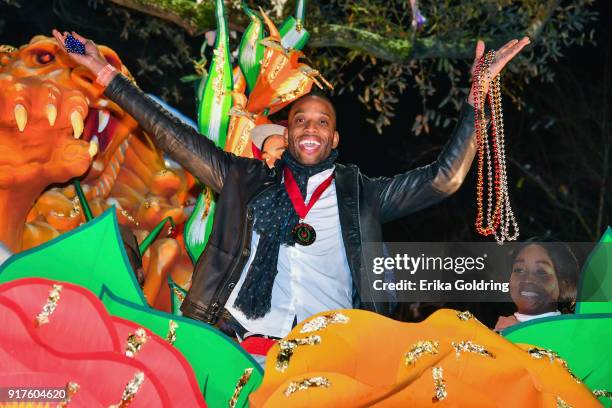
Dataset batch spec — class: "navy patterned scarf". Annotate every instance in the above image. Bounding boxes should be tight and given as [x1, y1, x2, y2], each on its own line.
[233, 149, 338, 319]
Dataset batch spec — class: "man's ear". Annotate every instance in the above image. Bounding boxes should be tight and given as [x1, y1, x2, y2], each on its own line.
[284, 127, 289, 145]
[332, 131, 340, 149]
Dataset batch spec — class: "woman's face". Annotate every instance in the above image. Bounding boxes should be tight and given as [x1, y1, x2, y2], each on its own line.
[510, 244, 560, 315]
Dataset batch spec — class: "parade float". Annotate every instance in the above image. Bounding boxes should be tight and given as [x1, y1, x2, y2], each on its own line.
[0, 0, 610, 406]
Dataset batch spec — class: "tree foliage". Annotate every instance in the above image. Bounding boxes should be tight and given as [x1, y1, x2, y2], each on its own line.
[3, 0, 597, 134]
[98, 0, 598, 135]
[0, 0, 606, 242]
[309, 0, 598, 134]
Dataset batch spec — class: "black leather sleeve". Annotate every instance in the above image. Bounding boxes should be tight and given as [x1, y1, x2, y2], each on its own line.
[376, 102, 478, 223]
[104, 74, 235, 193]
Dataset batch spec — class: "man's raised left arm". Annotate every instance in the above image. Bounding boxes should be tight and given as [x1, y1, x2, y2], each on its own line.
[376, 102, 477, 223]
[376, 37, 530, 223]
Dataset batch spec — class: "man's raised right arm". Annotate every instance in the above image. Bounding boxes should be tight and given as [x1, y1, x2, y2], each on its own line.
[51, 29, 234, 193]
[104, 74, 234, 193]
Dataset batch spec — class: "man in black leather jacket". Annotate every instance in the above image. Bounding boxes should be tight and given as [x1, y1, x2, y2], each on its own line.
[53, 30, 530, 335]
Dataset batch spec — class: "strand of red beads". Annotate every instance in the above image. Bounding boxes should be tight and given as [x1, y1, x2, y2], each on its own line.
[473, 51, 503, 236]
[472, 50, 520, 243]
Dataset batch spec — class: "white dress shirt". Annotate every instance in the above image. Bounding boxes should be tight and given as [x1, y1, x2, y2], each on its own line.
[225, 167, 353, 338]
[514, 310, 561, 322]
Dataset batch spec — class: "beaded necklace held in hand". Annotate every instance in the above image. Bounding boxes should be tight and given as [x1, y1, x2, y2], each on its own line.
[472, 50, 519, 244]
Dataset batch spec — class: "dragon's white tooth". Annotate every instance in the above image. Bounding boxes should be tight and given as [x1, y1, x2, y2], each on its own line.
[46, 104, 57, 126]
[88, 136, 99, 158]
[98, 110, 110, 133]
[14, 104, 27, 132]
[70, 111, 84, 139]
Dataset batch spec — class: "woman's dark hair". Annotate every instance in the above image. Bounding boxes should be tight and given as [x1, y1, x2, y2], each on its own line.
[510, 237, 579, 313]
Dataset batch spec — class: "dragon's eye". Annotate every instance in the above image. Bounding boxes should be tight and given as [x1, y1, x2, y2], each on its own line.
[35, 51, 55, 65]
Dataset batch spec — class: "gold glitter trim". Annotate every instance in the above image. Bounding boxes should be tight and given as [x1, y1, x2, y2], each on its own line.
[35, 284, 63, 327]
[260, 49, 273, 72]
[109, 371, 145, 408]
[298, 66, 333, 90]
[271, 77, 310, 106]
[166, 222, 176, 237]
[528, 347, 558, 362]
[234, 122, 254, 156]
[0, 45, 17, 53]
[456, 310, 474, 321]
[143, 198, 160, 209]
[172, 286, 185, 303]
[276, 335, 321, 372]
[268, 58, 287, 82]
[228, 106, 255, 120]
[228, 367, 253, 408]
[432, 367, 447, 402]
[284, 376, 330, 397]
[125, 328, 149, 358]
[527, 348, 581, 383]
[202, 186, 214, 218]
[556, 396, 572, 408]
[405, 340, 439, 365]
[212, 46, 227, 104]
[227, 116, 237, 140]
[56, 381, 80, 407]
[300, 312, 349, 333]
[593, 390, 612, 400]
[247, 20, 260, 51]
[451, 341, 495, 359]
[165, 320, 178, 345]
[51, 196, 82, 219]
[119, 208, 140, 226]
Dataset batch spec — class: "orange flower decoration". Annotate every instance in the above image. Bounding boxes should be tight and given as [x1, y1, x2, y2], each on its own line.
[245, 9, 331, 117]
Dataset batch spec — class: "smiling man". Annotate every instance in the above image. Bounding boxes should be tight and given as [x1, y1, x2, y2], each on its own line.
[53, 29, 530, 361]
[284, 94, 338, 165]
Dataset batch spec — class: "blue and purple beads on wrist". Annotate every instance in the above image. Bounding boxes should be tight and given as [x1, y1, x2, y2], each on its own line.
[64, 34, 86, 55]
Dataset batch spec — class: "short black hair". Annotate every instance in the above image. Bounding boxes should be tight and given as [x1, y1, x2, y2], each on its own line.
[289, 90, 337, 119]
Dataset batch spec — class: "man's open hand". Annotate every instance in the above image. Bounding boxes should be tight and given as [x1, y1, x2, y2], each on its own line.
[51, 29, 108, 77]
[468, 37, 531, 105]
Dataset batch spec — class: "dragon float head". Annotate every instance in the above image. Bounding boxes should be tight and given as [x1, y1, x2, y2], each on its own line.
[0, 36, 141, 251]
[0, 36, 138, 185]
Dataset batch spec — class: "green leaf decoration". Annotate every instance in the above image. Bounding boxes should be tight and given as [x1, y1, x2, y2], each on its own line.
[185, 188, 217, 263]
[186, 0, 233, 262]
[0, 208, 146, 306]
[168, 275, 186, 316]
[196, 0, 233, 144]
[279, 0, 309, 50]
[503, 313, 612, 407]
[74, 179, 93, 221]
[576, 226, 612, 314]
[139, 216, 176, 256]
[101, 287, 263, 408]
[238, 2, 265, 93]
